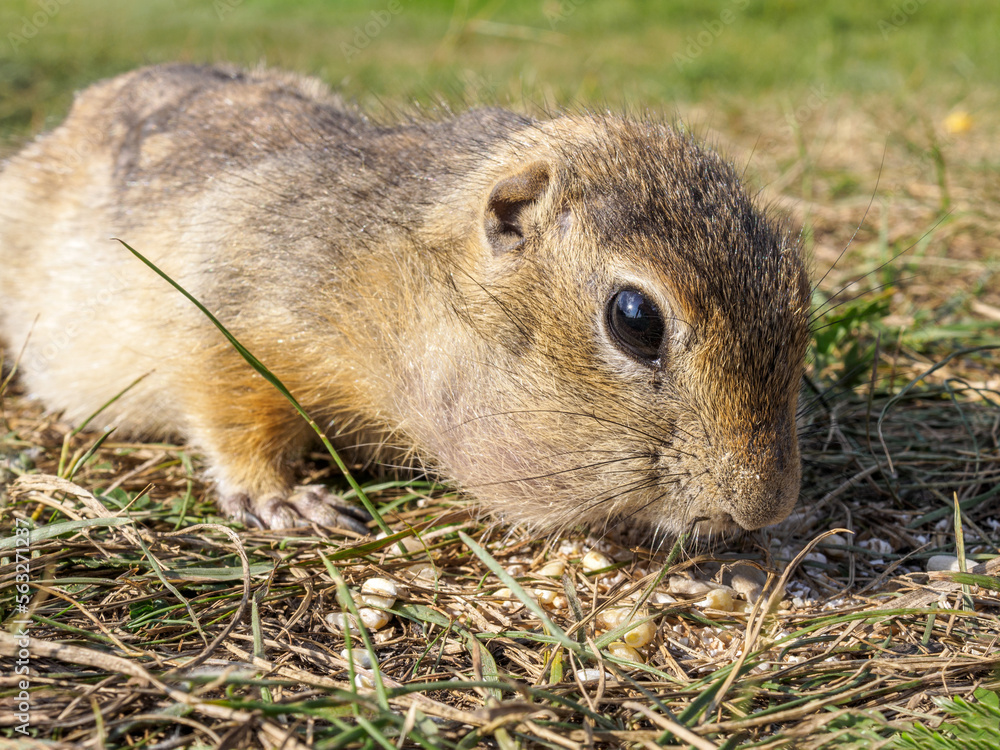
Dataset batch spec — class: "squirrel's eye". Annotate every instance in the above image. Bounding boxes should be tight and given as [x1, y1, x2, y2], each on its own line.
[607, 289, 665, 364]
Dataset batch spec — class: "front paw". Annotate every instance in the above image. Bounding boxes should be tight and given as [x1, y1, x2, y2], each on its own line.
[219, 485, 371, 534]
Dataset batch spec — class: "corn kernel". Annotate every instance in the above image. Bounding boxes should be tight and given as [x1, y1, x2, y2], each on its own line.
[608, 641, 644, 663]
[360, 577, 398, 609]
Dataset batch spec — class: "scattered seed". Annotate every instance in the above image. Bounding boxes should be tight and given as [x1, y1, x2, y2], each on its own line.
[669, 578, 717, 596]
[558, 540, 584, 557]
[582, 550, 612, 573]
[357, 607, 391, 630]
[860, 538, 893, 556]
[340, 648, 374, 669]
[360, 578, 398, 609]
[538, 560, 566, 577]
[927, 555, 978, 572]
[697, 587, 734, 612]
[534, 588, 558, 606]
[596, 607, 627, 630]
[597, 570, 626, 590]
[575, 669, 614, 683]
[326, 612, 361, 634]
[376, 532, 424, 553]
[622, 619, 657, 648]
[725, 564, 766, 602]
[608, 641, 644, 663]
[820, 533, 850, 558]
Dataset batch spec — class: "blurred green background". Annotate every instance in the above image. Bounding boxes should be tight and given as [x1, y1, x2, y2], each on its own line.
[0, 0, 995, 139]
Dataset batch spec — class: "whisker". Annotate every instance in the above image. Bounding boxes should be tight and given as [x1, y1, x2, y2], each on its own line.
[810, 143, 886, 298]
[578, 474, 684, 517]
[463, 454, 658, 489]
[808, 277, 917, 328]
[797, 363, 877, 418]
[810, 216, 949, 322]
[607, 492, 671, 532]
[448, 407, 698, 458]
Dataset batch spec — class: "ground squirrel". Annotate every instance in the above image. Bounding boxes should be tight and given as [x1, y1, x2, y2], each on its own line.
[0, 64, 811, 538]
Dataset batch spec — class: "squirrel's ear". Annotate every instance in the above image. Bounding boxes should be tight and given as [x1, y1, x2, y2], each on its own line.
[484, 161, 550, 254]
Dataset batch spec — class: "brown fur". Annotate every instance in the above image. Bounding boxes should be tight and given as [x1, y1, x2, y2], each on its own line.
[0, 63, 811, 537]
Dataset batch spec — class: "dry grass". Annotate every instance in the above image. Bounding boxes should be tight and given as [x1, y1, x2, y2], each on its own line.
[1, 96, 998, 748]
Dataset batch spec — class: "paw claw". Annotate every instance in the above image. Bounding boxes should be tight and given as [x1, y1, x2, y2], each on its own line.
[218, 492, 266, 528]
[288, 485, 372, 534]
[220, 485, 372, 533]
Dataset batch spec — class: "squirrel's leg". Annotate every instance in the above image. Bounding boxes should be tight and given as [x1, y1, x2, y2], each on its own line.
[181, 368, 371, 534]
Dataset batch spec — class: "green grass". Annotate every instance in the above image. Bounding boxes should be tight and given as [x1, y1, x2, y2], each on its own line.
[892, 688, 1000, 750]
[1, 0, 998, 136]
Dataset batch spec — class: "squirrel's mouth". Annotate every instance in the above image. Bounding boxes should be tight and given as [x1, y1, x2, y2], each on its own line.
[690, 513, 745, 539]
